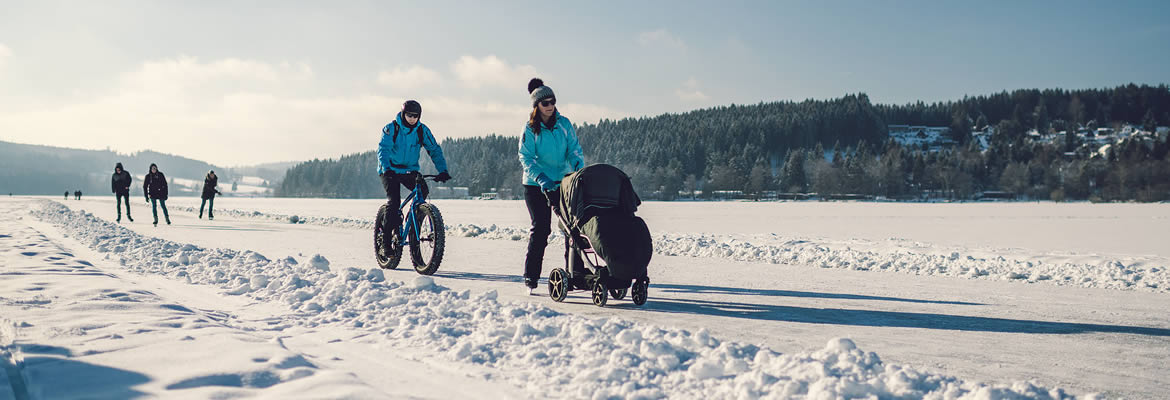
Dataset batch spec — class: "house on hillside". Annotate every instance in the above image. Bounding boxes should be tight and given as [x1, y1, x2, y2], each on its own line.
[888, 125, 955, 152]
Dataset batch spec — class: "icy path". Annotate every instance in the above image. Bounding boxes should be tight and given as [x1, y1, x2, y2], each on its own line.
[10, 198, 1170, 397]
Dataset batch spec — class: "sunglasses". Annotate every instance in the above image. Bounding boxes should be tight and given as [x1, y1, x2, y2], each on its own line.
[405, 112, 420, 119]
[539, 98, 556, 107]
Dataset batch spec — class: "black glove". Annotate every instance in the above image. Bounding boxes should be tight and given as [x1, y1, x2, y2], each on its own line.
[435, 171, 452, 182]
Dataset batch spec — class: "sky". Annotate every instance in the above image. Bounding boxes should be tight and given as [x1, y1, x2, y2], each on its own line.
[0, 1, 1167, 166]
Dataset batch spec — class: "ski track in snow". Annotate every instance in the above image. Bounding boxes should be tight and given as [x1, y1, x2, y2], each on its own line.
[168, 202, 1168, 294]
[26, 199, 1091, 399]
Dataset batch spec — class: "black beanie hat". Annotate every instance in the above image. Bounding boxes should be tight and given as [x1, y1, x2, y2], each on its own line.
[528, 78, 555, 107]
[402, 100, 422, 115]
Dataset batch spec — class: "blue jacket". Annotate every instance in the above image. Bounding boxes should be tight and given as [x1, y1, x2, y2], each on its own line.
[518, 112, 584, 186]
[377, 112, 449, 175]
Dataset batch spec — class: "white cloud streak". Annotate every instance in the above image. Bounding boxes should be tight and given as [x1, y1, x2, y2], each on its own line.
[0, 43, 11, 69]
[638, 29, 686, 50]
[451, 55, 538, 89]
[376, 65, 441, 90]
[675, 77, 709, 101]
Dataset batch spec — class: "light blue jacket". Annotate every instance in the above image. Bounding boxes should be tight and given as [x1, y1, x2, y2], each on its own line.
[518, 112, 585, 186]
[377, 112, 449, 175]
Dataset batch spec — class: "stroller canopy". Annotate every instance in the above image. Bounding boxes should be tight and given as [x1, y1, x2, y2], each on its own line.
[559, 164, 641, 229]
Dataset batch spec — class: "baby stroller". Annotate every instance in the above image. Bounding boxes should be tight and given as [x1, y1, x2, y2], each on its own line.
[547, 164, 652, 307]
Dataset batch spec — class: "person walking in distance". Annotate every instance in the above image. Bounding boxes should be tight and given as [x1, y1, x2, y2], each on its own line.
[143, 163, 171, 226]
[199, 170, 221, 220]
[111, 162, 133, 222]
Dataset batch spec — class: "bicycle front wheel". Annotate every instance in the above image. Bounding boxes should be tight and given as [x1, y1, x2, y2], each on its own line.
[409, 203, 445, 275]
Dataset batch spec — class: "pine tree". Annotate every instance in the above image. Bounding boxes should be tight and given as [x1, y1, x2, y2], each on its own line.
[1034, 103, 1050, 133]
[951, 108, 972, 145]
[1143, 109, 1158, 132]
[779, 149, 807, 192]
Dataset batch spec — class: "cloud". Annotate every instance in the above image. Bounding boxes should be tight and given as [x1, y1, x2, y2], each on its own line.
[123, 55, 313, 96]
[638, 29, 686, 50]
[0, 54, 629, 165]
[0, 43, 11, 69]
[675, 77, 709, 101]
[376, 65, 441, 90]
[0, 56, 363, 166]
[451, 55, 538, 89]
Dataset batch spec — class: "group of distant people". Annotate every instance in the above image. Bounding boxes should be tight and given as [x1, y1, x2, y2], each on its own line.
[106, 162, 221, 226]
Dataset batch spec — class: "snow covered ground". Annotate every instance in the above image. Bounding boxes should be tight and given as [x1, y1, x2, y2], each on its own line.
[4, 196, 1169, 398]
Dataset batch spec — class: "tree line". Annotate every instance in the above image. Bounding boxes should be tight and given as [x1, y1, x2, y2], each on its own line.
[277, 83, 1170, 202]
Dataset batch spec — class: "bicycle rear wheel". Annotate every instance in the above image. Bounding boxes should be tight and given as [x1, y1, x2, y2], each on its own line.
[409, 203, 445, 275]
[375, 204, 402, 270]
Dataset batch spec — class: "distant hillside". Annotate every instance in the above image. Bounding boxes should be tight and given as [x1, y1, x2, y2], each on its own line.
[276, 83, 1169, 202]
[231, 161, 299, 184]
[0, 141, 294, 196]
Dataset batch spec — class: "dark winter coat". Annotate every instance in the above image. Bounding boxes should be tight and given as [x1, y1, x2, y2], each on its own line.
[111, 164, 132, 195]
[201, 174, 220, 200]
[144, 169, 168, 200]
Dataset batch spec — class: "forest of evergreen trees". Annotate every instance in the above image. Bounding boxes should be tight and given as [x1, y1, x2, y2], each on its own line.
[278, 84, 1170, 202]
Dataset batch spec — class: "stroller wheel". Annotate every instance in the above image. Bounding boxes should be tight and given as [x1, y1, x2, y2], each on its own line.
[609, 288, 627, 300]
[591, 279, 608, 307]
[548, 268, 568, 302]
[631, 278, 649, 306]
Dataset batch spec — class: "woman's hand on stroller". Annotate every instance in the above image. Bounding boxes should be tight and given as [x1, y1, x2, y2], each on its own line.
[536, 173, 559, 192]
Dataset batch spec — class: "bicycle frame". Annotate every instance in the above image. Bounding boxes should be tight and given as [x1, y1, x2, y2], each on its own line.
[392, 174, 435, 246]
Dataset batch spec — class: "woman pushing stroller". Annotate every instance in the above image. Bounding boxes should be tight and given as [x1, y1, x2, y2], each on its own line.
[518, 78, 589, 295]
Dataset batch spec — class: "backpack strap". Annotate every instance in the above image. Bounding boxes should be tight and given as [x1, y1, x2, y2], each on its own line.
[391, 120, 426, 147]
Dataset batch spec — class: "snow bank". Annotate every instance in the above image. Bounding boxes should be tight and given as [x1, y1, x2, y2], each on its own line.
[652, 233, 1167, 293]
[169, 203, 1168, 294]
[31, 200, 1085, 399]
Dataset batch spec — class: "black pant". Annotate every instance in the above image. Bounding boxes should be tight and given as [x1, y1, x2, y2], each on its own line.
[150, 198, 170, 223]
[200, 196, 214, 218]
[115, 192, 131, 219]
[381, 172, 424, 233]
[523, 185, 584, 286]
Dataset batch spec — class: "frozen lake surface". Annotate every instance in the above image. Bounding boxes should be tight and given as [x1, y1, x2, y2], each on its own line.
[3, 196, 1168, 398]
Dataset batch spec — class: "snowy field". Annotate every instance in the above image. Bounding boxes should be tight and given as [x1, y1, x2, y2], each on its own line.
[3, 196, 1169, 399]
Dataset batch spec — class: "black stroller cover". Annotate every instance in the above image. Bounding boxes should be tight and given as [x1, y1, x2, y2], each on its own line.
[559, 164, 652, 280]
